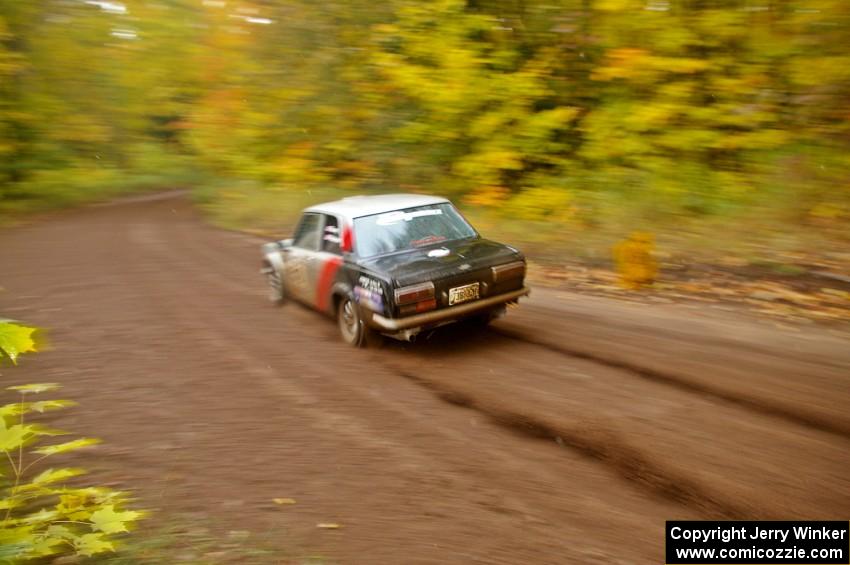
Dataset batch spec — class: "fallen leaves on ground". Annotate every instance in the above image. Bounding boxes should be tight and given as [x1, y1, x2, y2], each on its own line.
[528, 260, 850, 325]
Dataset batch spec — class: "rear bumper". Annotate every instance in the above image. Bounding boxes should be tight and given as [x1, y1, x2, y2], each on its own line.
[369, 287, 530, 331]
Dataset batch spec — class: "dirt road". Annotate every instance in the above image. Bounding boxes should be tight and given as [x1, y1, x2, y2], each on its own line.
[1, 195, 848, 563]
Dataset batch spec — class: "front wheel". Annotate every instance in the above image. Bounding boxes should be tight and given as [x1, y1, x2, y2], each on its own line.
[262, 263, 285, 306]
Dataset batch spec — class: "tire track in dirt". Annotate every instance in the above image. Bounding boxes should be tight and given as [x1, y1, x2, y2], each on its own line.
[515, 300, 850, 372]
[372, 324, 849, 520]
[491, 327, 850, 439]
[384, 365, 747, 519]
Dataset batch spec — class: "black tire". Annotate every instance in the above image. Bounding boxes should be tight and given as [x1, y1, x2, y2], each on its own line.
[337, 295, 382, 347]
[337, 295, 366, 347]
[263, 263, 285, 306]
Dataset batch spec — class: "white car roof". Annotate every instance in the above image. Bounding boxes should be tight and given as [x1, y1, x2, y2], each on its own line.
[304, 193, 450, 219]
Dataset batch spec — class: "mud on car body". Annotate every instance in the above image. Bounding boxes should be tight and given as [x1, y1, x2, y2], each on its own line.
[261, 194, 529, 346]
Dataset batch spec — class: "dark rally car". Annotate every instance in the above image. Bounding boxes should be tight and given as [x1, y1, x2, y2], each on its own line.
[260, 194, 529, 346]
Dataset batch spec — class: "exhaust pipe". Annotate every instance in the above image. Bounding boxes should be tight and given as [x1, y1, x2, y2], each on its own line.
[395, 328, 420, 342]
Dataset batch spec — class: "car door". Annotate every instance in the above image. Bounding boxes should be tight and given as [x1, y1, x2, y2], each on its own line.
[284, 212, 323, 304]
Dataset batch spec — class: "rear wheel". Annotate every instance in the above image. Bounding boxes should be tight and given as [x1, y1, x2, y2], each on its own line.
[337, 296, 383, 348]
[338, 296, 365, 347]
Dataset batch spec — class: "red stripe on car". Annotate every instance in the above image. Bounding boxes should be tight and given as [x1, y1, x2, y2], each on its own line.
[341, 224, 354, 252]
[316, 256, 343, 311]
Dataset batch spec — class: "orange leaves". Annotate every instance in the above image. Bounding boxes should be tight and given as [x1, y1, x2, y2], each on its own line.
[613, 232, 658, 289]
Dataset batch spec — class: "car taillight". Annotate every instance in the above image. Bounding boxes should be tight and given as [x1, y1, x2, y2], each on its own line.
[395, 282, 436, 314]
[395, 281, 435, 305]
[399, 298, 437, 315]
[491, 261, 525, 282]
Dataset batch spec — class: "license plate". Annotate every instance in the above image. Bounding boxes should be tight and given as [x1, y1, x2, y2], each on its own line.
[449, 282, 480, 305]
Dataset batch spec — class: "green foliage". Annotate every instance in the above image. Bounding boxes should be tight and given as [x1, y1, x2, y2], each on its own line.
[0, 321, 37, 365]
[0, 321, 144, 561]
[0, 0, 207, 218]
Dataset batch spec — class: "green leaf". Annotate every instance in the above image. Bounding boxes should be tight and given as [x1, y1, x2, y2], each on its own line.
[0, 424, 29, 450]
[35, 437, 101, 456]
[30, 400, 76, 413]
[30, 536, 64, 556]
[0, 497, 22, 511]
[21, 508, 58, 524]
[8, 383, 61, 394]
[26, 423, 69, 438]
[75, 532, 114, 556]
[46, 524, 73, 538]
[89, 504, 142, 534]
[56, 491, 93, 519]
[0, 322, 38, 364]
[0, 403, 26, 419]
[63, 486, 124, 505]
[0, 525, 35, 559]
[29, 467, 87, 487]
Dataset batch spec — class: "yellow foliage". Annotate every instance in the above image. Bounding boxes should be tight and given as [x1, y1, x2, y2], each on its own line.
[613, 232, 658, 289]
[593, 48, 653, 81]
[509, 187, 573, 222]
[809, 203, 845, 220]
[464, 186, 510, 207]
[594, 0, 641, 10]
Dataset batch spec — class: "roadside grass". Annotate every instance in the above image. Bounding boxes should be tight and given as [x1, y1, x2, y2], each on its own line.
[192, 181, 365, 237]
[5, 159, 844, 274]
[193, 180, 849, 276]
[0, 150, 206, 226]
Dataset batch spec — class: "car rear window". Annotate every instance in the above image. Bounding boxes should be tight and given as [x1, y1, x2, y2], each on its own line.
[353, 203, 476, 258]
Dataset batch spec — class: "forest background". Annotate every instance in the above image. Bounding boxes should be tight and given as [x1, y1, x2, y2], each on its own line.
[2, 0, 848, 272]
